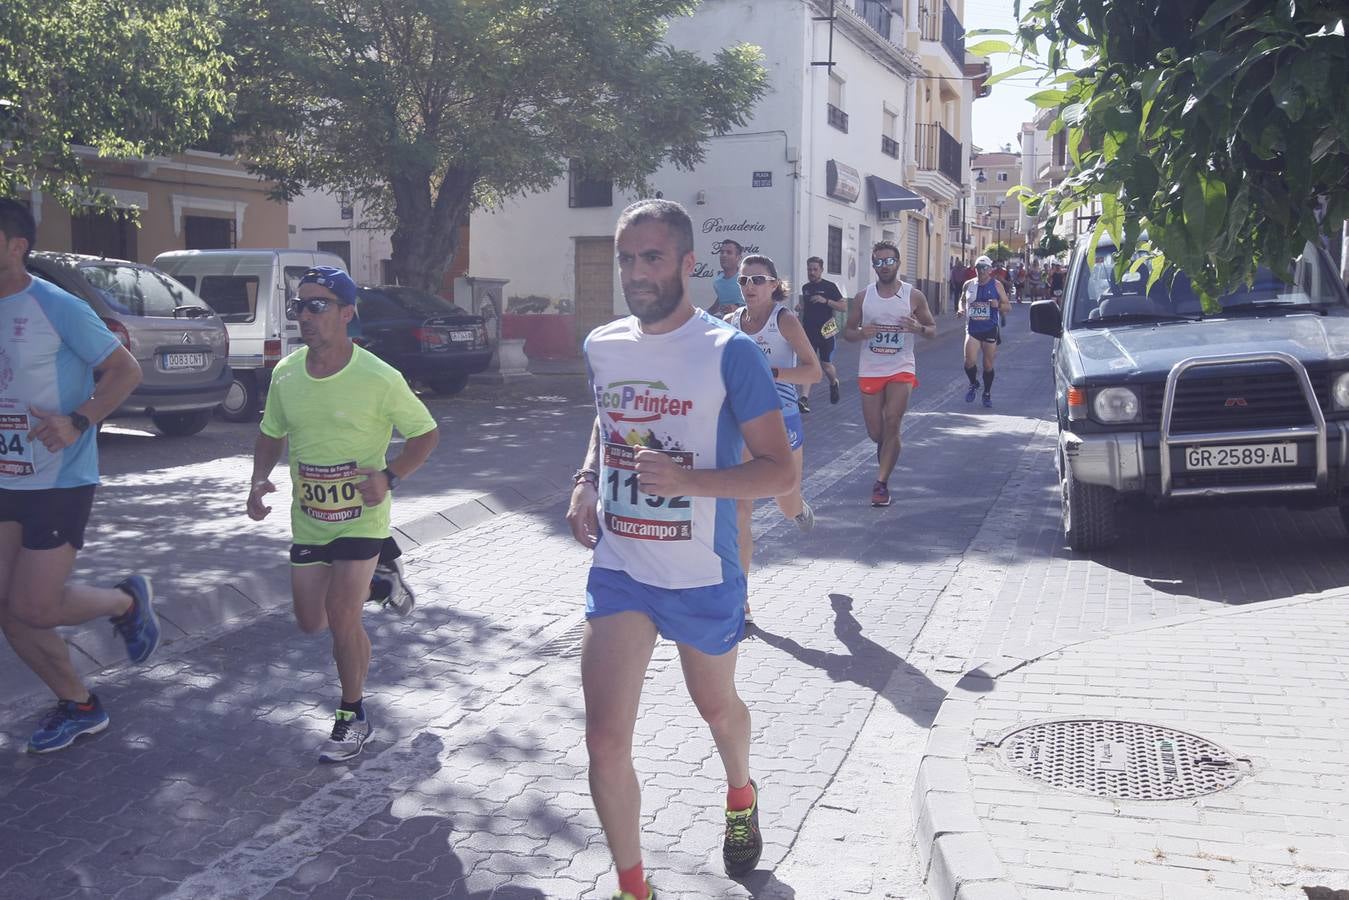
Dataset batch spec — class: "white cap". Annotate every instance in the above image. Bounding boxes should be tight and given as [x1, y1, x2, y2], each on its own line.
[975, 255, 993, 267]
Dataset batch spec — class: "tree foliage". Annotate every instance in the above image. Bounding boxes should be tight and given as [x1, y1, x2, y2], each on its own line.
[984, 241, 1016, 262]
[0, 0, 230, 210]
[973, 0, 1349, 303]
[226, 0, 769, 290]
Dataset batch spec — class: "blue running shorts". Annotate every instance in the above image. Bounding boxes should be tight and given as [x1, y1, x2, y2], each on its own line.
[782, 409, 805, 451]
[585, 567, 746, 656]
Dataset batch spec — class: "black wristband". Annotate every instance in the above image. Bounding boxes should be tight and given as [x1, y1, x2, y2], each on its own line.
[382, 467, 400, 491]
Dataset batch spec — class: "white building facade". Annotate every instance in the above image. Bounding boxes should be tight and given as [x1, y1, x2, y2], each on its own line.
[468, 0, 948, 349]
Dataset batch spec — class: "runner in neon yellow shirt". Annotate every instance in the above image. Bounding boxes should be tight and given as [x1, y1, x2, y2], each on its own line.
[247, 267, 438, 763]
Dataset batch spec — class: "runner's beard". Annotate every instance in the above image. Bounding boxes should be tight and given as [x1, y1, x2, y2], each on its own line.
[623, 271, 684, 324]
[876, 269, 898, 285]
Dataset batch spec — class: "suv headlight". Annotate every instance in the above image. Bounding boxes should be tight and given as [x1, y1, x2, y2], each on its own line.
[1333, 373, 1349, 410]
[1093, 386, 1141, 423]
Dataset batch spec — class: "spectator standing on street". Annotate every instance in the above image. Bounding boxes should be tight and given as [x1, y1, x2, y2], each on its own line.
[709, 238, 744, 317]
[844, 240, 938, 508]
[246, 265, 439, 763]
[0, 197, 159, 754]
[566, 199, 795, 899]
[796, 255, 845, 408]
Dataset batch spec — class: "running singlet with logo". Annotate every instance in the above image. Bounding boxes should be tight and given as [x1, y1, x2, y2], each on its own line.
[585, 310, 780, 590]
[964, 278, 1001, 338]
[260, 344, 436, 546]
[729, 304, 798, 412]
[858, 281, 917, 378]
[0, 276, 120, 489]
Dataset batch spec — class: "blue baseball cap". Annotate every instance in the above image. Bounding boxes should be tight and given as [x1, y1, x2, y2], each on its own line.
[298, 266, 357, 304]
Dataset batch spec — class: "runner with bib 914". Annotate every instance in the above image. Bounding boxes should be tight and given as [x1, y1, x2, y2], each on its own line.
[843, 240, 937, 508]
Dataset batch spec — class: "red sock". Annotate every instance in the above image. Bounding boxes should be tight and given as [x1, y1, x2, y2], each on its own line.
[727, 779, 755, 812]
[618, 862, 648, 899]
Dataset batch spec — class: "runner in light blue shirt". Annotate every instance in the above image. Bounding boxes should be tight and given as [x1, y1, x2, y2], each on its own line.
[0, 196, 159, 754]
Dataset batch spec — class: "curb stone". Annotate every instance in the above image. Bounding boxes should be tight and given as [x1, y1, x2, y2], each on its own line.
[913, 579, 1349, 900]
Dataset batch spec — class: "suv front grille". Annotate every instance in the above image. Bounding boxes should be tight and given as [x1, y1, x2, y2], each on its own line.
[1144, 368, 1327, 432]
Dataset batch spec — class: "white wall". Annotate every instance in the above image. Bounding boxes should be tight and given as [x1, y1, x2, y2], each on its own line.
[469, 0, 921, 311]
[288, 189, 393, 285]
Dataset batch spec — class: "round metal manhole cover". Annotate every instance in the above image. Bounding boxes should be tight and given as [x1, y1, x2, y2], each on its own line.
[998, 719, 1245, 800]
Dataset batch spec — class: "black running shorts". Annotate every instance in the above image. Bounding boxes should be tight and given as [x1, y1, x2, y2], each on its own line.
[807, 330, 835, 363]
[290, 537, 384, 566]
[0, 485, 97, 551]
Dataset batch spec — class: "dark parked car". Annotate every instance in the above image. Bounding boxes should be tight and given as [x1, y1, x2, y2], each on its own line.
[26, 253, 231, 436]
[1030, 236, 1349, 551]
[352, 285, 491, 395]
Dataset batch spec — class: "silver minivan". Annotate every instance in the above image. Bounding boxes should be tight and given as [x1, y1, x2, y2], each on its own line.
[154, 249, 345, 421]
[26, 252, 231, 436]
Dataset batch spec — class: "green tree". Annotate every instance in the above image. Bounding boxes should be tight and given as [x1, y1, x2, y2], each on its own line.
[973, 0, 1349, 302]
[0, 0, 230, 209]
[984, 241, 1015, 262]
[1033, 233, 1071, 258]
[226, 0, 768, 290]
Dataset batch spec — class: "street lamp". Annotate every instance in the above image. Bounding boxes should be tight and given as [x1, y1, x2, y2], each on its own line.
[970, 169, 985, 263]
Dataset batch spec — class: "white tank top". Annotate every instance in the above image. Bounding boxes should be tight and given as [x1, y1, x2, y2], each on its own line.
[730, 303, 798, 411]
[858, 280, 916, 377]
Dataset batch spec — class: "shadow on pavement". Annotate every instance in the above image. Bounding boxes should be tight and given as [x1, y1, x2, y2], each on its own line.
[1085, 499, 1349, 606]
[741, 869, 798, 898]
[749, 594, 945, 726]
[0, 600, 584, 898]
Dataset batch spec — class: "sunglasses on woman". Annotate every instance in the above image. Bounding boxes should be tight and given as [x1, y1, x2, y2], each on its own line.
[737, 274, 777, 286]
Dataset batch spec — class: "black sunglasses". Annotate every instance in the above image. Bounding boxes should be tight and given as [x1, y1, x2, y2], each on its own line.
[737, 274, 777, 286]
[288, 297, 344, 316]
[872, 257, 898, 268]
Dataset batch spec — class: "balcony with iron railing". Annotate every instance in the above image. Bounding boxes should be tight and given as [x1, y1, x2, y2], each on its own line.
[853, 0, 894, 42]
[915, 121, 963, 189]
[919, 1, 965, 69]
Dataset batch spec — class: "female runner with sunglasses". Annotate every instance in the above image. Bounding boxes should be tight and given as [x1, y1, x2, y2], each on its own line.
[724, 255, 821, 623]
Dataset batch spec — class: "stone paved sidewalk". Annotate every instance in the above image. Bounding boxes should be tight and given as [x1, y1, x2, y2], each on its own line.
[917, 593, 1349, 900]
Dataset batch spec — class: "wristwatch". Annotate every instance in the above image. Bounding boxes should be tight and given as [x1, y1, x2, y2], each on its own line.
[69, 411, 91, 433]
[573, 467, 599, 488]
[382, 467, 400, 491]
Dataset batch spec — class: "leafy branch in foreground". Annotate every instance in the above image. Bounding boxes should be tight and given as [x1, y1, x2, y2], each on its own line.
[972, 1, 1349, 304]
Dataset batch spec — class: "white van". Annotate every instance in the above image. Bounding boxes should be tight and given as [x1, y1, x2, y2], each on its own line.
[153, 249, 346, 421]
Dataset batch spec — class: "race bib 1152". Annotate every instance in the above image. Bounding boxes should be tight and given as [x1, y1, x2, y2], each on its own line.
[601, 442, 693, 541]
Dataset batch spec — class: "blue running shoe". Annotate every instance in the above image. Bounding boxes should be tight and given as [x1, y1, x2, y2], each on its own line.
[28, 695, 109, 753]
[965, 384, 978, 403]
[111, 575, 160, 664]
[982, 392, 993, 408]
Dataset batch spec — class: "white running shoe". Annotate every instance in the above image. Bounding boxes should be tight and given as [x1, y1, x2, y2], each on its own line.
[793, 502, 815, 533]
[318, 710, 371, 763]
[371, 559, 415, 617]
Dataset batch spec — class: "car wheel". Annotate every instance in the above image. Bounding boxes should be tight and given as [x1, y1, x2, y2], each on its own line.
[219, 371, 261, 422]
[151, 409, 213, 437]
[1061, 448, 1118, 551]
[425, 372, 470, 396]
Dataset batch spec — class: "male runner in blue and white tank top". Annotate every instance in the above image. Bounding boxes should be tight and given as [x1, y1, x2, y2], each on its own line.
[0, 198, 159, 754]
[957, 255, 1011, 408]
[566, 200, 796, 900]
[726, 253, 822, 623]
[843, 240, 937, 508]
